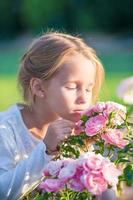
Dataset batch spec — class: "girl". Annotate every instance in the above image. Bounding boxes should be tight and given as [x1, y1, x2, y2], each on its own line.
[0, 32, 115, 200]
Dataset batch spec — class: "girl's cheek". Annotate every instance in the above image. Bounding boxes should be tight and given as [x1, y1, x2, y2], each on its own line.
[62, 87, 76, 96]
[87, 94, 93, 105]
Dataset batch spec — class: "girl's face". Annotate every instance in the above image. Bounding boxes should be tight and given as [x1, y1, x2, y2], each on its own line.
[44, 52, 96, 122]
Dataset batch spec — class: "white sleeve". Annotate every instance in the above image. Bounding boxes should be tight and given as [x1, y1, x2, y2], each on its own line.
[0, 125, 52, 200]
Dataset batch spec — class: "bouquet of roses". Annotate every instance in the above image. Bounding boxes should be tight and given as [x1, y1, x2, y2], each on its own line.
[40, 153, 121, 198]
[23, 101, 133, 200]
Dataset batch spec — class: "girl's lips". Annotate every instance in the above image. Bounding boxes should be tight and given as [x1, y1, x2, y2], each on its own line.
[73, 110, 83, 113]
[73, 110, 84, 115]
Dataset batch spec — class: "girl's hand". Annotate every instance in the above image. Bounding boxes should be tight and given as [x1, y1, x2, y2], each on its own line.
[43, 119, 74, 155]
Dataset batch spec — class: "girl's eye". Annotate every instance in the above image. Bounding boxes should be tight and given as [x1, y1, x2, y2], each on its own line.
[66, 86, 76, 90]
[86, 88, 91, 93]
[86, 85, 93, 93]
[65, 84, 77, 89]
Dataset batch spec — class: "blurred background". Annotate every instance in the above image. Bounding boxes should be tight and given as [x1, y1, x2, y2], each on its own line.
[0, 0, 133, 110]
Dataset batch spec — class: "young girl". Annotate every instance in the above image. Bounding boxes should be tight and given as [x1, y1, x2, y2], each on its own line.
[0, 32, 115, 200]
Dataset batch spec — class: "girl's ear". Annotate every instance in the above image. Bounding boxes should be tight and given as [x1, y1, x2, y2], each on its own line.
[29, 78, 46, 98]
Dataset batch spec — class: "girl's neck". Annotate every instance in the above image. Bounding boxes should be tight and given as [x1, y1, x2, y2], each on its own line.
[21, 104, 56, 139]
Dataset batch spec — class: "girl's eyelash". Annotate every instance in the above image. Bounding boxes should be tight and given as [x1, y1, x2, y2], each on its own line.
[86, 88, 92, 92]
[65, 83, 77, 89]
[86, 89, 90, 92]
[66, 86, 76, 89]
[66, 86, 91, 92]
[65, 83, 93, 91]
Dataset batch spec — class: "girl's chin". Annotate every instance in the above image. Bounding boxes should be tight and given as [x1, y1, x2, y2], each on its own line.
[73, 114, 81, 122]
[65, 113, 81, 122]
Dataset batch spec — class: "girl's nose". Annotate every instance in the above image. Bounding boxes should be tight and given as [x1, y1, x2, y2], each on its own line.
[76, 90, 87, 104]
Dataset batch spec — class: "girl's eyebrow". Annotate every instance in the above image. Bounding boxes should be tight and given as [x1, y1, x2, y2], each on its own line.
[63, 81, 76, 84]
[63, 80, 94, 86]
[88, 82, 95, 86]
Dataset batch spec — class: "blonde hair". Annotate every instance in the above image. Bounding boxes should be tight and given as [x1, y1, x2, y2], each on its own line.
[18, 32, 104, 103]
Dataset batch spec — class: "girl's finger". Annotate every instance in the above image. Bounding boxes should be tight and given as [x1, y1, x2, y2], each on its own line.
[56, 120, 75, 128]
[62, 127, 73, 135]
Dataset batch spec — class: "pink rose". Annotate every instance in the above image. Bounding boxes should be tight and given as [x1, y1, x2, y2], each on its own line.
[85, 115, 107, 136]
[70, 177, 85, 192]
[82, 106, 94, 117]
[82, 102, 106, 117]
[105, 102, 126, 114]
[111, 112, 126, 125]
[74, 120, 85, 135]
[58, 162, 77, 181]
[83, 173, 108, 195]
[104, 102, 126, 124]
[62, 158, 74, 166]
[69, 166, 85, 192]
[102, 129, 128, 148]
[40, 179, 65, 192]
[83, 153, 108, 171]
[43, 160, 63, 177]
[92, 102, 106, 113]
[102, 163, 121, 187]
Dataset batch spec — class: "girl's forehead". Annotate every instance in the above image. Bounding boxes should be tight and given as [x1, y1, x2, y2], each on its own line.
[55, 54, 96, 81]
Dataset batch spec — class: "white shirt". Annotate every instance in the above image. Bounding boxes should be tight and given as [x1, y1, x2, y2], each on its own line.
[0, 104, 51, 200]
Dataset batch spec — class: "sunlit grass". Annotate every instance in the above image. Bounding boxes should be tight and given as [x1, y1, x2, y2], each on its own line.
[100, 72, 132, 102]
[0, 75, 22, 110]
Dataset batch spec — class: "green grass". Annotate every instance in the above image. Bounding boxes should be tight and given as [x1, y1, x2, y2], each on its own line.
[0, 49, 132, 111]
[100, 51, 133, 73]
[100, 72, 132, 102]
[0, 49, 23, 74]
[0, 75, 22, 110]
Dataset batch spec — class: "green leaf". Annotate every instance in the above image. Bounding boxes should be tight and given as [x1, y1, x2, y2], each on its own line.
[81, 115, 88, 122]
[61, 145, 80, 158]
[117, 158, 130, 163]
[35, 196, 44, 200]
[123, 165, 133, 186]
